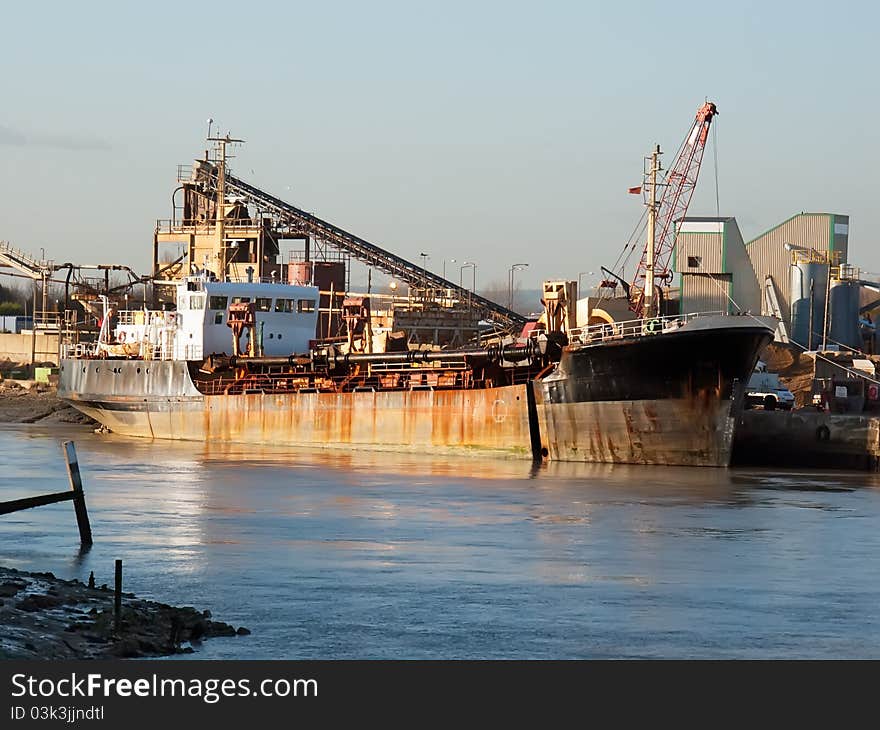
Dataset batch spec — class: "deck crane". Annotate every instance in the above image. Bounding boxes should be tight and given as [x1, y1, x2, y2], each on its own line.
[629, 101, 718, 318]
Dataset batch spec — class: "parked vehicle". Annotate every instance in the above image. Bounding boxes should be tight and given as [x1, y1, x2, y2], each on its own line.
[745, 371, 795, 410]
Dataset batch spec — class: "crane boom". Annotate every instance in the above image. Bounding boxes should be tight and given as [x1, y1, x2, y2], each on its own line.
[630, 101, 718, 317]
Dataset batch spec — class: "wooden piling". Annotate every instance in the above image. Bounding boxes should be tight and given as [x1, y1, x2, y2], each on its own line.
[63, 441, 93, 547]
[0, 441, 94, 548]
[114, 559, 122, 633]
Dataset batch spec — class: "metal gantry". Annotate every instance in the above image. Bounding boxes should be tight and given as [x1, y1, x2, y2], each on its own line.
[212, 170, 527, 328]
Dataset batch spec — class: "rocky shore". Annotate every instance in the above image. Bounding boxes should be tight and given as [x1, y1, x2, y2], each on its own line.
[0, 566, 249, 659]
[0, 379, 95, 425]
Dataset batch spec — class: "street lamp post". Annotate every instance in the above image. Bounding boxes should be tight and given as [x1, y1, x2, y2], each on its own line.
[419, 252, 429, 296]
[443, 258, 455, 280]
[508, 263, 529, 312]
[577, 271, 595, 296]
[460, 262, 476, 310]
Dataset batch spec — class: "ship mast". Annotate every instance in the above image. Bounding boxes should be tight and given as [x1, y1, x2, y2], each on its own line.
[643, 145, 662, 320]
[628, 101, 717, 318]
[207, 133, 244, 282]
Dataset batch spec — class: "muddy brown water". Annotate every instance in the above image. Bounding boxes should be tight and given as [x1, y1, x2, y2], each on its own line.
[2, 424, 880, 658]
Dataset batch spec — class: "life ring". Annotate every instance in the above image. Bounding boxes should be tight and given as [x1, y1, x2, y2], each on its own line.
[117, 331, 126, 344]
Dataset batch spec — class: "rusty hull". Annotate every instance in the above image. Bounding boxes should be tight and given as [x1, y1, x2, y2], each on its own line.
[534, 396, 736, 467]
[59, 359, 533, 457]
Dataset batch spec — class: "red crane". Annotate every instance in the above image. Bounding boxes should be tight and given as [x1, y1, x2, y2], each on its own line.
[629, 101, 718, 318]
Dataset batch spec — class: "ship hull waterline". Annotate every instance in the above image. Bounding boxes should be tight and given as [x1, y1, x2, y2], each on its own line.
[533, 317, 775, 467]
[59, 359, 535, 458]
[59, 315, 772, 466]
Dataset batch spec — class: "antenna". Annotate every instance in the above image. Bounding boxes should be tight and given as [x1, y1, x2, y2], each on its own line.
[206, 118, 214, 140]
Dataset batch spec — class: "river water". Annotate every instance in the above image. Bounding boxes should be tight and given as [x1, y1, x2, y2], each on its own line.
[1, 423, 879, 659]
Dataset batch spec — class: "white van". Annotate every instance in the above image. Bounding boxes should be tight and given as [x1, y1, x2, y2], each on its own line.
[745, 371, 795, 410]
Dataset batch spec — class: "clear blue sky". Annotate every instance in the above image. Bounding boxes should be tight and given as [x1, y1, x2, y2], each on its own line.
[1, 0, 876, 294]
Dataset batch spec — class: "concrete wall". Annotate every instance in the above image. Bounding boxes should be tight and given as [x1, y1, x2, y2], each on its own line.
[0, 333, 60, 365]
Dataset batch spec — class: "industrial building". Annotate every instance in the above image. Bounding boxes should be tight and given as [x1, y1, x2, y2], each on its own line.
[674, 217, 761, 316]
[674, 212, 866, 352]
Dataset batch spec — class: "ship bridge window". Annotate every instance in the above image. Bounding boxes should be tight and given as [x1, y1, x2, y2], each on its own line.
[190, 296, 205, 310]
[255, 297, 272, 312]
[297, 299, 316, 313]
[274, 298, 296, 313]
[232, 296, 251, 304]
[209, 295, 228, 310]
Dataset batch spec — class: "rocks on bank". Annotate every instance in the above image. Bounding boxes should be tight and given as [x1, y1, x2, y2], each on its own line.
[0, 380, 96, 425]
[0, 566, 250, 659]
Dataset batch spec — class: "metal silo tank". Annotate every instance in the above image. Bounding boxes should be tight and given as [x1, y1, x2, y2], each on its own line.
[790, 261, 829, 349]
[829, 279, 861, 350]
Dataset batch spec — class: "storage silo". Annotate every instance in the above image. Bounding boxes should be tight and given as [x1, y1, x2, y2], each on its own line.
[790, 261, 829, 349]
[829, 279, 861, 350]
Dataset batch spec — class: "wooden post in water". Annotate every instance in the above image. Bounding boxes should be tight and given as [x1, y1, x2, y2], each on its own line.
[63, 441, 93, 547]
[114, 559, 122, 633]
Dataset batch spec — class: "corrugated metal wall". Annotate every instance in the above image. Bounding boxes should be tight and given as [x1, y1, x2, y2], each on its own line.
[746, 213, 844, 329]
[676, 233, 723, 274]
[724, 220, 761, 314]
[681, 273, 730, 314]
[675, 218, 761, 315]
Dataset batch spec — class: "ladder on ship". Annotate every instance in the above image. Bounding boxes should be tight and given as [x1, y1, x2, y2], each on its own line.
[207, 171, 528, 329]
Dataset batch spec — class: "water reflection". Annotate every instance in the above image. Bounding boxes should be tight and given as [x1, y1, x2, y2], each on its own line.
[2, 424, 880, 658]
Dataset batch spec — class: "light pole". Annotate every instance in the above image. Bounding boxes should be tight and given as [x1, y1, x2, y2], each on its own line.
[508, 263, 528, 312]
[460, 262, 476, 310]
[577, 271, 595, 295]
[419, 252, 429, 294]
[443, 258, 455, 280]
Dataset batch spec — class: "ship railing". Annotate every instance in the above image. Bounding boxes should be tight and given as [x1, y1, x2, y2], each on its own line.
[196, 366, 484, 395]
[61, 342, 99, 359]
[155, 219, 261, 234]
[568, 311, 728, 345]
[118, 310, 167, 326]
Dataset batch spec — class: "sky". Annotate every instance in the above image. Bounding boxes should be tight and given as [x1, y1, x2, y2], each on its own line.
[1, 0, 876, 296]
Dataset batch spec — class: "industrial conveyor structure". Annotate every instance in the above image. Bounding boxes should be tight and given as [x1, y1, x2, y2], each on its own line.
[159, 144, 526, 329]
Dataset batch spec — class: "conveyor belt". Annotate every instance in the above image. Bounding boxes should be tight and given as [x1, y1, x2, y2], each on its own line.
[220, 172, 527, 328]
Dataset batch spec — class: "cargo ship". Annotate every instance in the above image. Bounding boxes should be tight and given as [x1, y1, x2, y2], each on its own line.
[57, 121, 774, 466]
[532, 312, 775, 466]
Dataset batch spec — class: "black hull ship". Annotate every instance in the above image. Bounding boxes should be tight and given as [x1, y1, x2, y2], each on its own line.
[533, 314, 775, 466]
